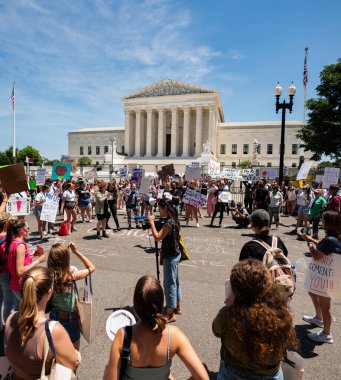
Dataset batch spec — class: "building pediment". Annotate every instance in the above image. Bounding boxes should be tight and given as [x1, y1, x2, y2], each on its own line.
[123, 79, 217, 99]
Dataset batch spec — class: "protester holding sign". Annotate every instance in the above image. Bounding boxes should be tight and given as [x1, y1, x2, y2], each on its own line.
[302, 211, 341, 344]
[62, 182, 78, 233]
[95, 181, 111, 239]
[183, 181, 201, 228]
[210, 182, 226, 228]
[33, 185, 49, 239]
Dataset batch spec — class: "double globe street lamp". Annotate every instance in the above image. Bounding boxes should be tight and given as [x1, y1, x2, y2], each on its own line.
[274, 82, 296, 185]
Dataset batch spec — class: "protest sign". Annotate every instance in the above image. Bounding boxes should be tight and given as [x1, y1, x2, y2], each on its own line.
[0, 163, 28, 195]
[29, 181, 37, 189]
[40, 193, 60, 223]
[323, 167, 340, 189]
[296, 161, 313, 181]
[207, 160, 220, 175]
[139, 176, 154, 194]
[218, 191, 232, 203]
[51, 163, 71, 180]
[314, 174, 323, 183]
[84, 168, 97, 181]
[242, 168, 259, 181]
[159, 164, 175, 179]
[260, 167, 277, 179]
[185, 167, 201, 181]
[119, 167, 127, 177]
[191, 162, 201, 168]
[6, 193, 30, 216]
[222, 168, 238, 180]
[304, 254, 341, 299]
[36, 168, 46, 185]
[182, 188, 203, 208]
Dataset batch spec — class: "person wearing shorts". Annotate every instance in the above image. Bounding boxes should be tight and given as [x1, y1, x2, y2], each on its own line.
[76, 181, 92, 223]
[95, 181, 110, 239]
[62, 183, 78, 232]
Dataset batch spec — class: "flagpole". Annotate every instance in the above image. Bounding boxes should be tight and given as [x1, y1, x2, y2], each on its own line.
[302, 47, 308, 124]
[12, 82, 16, 163]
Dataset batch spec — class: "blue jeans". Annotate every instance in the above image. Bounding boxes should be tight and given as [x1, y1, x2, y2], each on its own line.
[218, 361, 283, 380]
[0, 272, 16, 325]
[163, 253, 182, 309]
[49, 310, 80, 343]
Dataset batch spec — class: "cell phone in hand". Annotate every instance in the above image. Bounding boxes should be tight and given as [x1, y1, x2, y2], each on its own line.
[36, 245, 44, 257]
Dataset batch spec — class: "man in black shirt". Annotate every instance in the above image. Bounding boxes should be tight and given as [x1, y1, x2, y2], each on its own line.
[253, 180, 270, 211]
[239, 209, 288, 261]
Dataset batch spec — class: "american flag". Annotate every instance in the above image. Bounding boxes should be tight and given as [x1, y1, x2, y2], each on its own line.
[11, 84, 15, 110]
[303, 55, 308, 87]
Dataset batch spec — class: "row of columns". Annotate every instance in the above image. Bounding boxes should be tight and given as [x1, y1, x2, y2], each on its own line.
[124, 105, 217, 158]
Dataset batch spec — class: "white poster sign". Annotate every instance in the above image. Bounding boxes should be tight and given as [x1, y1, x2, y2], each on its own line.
[139, 176, 153, 194]
[296, 161, 313, 180]
[182, 188, 203, 208]
[40, 193, 60, 223]
[208, 160, 220, 175]
[242, 168, 259, 181]
[304, 254, 341, 299]
[36, 168, 46, 185]
[315, 175, 323, 183]
[222, 168, 238, 180]
[191, 162, 201, 168]
[84, 168, 97, 181]
[7, 193, 30, 216]
[323, 167, 340, 189]
[260, 167, 277, 179]
[218, 191, 232, 203]
[185, 167, 201, 181]
[119, 167, 127, 177]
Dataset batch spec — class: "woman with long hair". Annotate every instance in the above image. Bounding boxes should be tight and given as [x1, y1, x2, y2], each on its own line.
[61, 182, 78, 232]
[301, 211, 341, 343]
[213, 259, 297, 379]
[95, 180, 110, 239]
[47, 242, 95, 349]
[149, 199, 182, 322]
[106, 181, 120, 231]
[4, 267, 80, 379]
[184, 180, 200, 227]
[106, 275, 208, 380]
[33, 184, 49, 239]
[6, 219, 45, 300]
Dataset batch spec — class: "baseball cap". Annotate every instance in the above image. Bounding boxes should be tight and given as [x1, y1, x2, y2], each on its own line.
[248, 209, 270, 228]
[313, 189, 322, 194]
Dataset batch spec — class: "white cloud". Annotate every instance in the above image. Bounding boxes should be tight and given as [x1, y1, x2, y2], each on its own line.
[230, 50, 245, 60]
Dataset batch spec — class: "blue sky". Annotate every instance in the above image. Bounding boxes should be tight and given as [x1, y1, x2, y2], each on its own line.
[0, 0, 340, 159]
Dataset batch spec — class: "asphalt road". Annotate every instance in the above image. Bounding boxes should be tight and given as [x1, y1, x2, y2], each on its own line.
[23, 210, 341, 380]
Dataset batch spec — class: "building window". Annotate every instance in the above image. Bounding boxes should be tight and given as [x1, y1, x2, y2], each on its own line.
[292, 144, 298, 154]
[243, 144, 249, 154]
[95, 161, 99, 165]
[96, 146, 100, 155]
[80, 146, 84, 156]
[267, 144, 273, 155]
[267, 162, 272, 167]
[232, 144, 237, 154]
[88, 146, 92, 155]
[220, 144, 226, 154]
[232, 162, 237, 167]
[292, 163, 297, 167]
[104, 146, 108, 154]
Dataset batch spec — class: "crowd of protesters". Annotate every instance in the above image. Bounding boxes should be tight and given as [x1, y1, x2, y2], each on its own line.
[0, 171, 340, 379]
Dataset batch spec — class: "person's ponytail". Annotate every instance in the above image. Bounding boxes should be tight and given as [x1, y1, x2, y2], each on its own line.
[5, 219, 25, 258]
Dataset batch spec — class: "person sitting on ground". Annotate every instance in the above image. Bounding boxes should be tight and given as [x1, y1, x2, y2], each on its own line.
[239, 209, 288, 261]
[231, 202, 249, 228]
[4, 267, 80, 379]
[212, 260, 297, 380]
[106, 275, 209, 380]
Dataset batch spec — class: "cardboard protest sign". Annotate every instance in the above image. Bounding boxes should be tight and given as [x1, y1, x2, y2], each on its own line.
[0, 163, 28, 195]
[84, 168, 97, 181]
[207, 160, 220, 175]
[159, 164, 175, 179]
[40, 193, 60, 223]
[185, 167, 201, 181]
[304, 254, 341, 299]
[218, 191, 232, 203]
[6, 193, 30, 216]
[242, 168, 259, 181]
[36, 168, 46, 185]
[139, 176, 154, 194]
[222, 168, 238, 180]
[296, 161, 313, 181]
[119, 167, 127, 177]
[323, 167, 340, 189]
[260, 167, 277, 179]
[182, 188, 203, 208]
[51, 163, 71, 180]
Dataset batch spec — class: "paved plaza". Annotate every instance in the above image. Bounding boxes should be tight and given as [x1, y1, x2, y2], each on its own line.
[23, 210, 341, 379]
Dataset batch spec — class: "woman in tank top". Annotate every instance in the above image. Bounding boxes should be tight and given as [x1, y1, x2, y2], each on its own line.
[106, 275, 208, 380]
[4, 267, 80, 380]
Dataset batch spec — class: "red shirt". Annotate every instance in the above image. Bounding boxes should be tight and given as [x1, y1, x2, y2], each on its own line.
[327, 195, 341, 212]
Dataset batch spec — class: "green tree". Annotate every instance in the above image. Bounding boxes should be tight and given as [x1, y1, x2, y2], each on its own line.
[4, 146, 18, 163]
[0, 152, 11, 165]
[16, 146, 42, 165]
[44, 159, 59, 166]
[317, 160, 341, 169]
[78, 156, 92, 166]
[238, 160, 252, 168]
[297, 58, 341, 160]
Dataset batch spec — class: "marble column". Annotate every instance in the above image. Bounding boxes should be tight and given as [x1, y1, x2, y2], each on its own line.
[135, 109, 141, 157]
[195, 106, 203, 156]
[124, 109, 131, 156]
[157, 108, 165, 157]
[145, 109, 152, 157]
[170, 107, 178, 157]
[182, 106, 190, 157]
[209, 106, 216, 155]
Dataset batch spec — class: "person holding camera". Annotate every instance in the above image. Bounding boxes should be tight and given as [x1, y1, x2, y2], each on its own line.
[148, 199, 182, 323]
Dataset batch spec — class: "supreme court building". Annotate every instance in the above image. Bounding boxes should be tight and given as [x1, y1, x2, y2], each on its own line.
[68, 79, 311, 172]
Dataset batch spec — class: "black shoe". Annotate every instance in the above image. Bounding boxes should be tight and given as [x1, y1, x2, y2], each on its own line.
[128, 226, 131, 230]
[116, 227, 121, 231]
[96, 232, 102, 240]
[289, 229, 297, 235]
[102, 231, 109, 238]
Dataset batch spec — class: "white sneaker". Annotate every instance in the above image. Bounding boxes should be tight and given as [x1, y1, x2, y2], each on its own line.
[196, 223, 200, 228]
[303, 315, 324, 328]
[307, 330, 333, 344]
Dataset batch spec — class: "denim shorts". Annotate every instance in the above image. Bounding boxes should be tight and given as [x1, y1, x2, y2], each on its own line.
[218, 361, 283, 380]
[49, 309, 80, 343]
[78, 199, 91, 208]
[298, 205, 309, 216]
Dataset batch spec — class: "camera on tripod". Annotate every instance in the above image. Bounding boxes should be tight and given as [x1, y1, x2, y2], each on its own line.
[134, 216, 166, 231]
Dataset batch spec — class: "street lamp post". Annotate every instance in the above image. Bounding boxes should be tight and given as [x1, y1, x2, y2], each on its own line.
[275, 82, 296, 185]
[109, 137, 115, 181]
